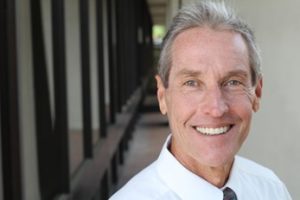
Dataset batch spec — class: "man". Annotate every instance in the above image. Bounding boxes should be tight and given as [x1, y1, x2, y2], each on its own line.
[110, 1, 292, 199]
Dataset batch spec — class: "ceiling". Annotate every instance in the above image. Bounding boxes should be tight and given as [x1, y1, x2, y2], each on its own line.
[147, 0, 168, 25]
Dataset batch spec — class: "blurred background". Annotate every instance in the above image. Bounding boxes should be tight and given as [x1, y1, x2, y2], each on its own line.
[0, 0, 299, 199]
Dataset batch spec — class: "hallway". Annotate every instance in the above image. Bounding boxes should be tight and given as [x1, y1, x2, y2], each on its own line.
[114, 93, 170, 190]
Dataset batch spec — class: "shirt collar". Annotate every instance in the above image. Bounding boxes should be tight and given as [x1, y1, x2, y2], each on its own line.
[223, 156, 242, 198]
[155, 135, 224, 200]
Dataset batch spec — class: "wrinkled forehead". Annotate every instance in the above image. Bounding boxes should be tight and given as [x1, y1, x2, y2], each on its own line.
[170, 27, 250, 76]
[172, 27, 248, 57]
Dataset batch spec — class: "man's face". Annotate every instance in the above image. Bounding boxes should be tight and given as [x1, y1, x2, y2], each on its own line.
[156, 27, 262, 168]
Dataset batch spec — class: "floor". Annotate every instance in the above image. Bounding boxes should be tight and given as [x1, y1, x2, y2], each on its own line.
[115, 94, 170, 190]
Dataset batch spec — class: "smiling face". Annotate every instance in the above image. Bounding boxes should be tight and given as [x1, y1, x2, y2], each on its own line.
[156, 27, 262, 169]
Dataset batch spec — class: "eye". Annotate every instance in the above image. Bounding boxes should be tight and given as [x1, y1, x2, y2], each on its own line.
[183, 80, 198, 87]
[225, 80, 242, 87]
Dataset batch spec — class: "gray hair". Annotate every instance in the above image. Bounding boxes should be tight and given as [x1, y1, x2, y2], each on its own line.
[158, 1, 262, 87]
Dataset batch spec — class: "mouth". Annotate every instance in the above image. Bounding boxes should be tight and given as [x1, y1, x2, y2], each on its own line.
[194, 125, 233, 136]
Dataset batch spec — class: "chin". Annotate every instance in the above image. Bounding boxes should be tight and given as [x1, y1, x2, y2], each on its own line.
[196, 151, 236, 168]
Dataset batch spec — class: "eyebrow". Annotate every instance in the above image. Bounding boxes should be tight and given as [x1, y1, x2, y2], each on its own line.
[223, 69, 249, 80]
[175, 69, 202, 78]
[175, 68, 250, 81]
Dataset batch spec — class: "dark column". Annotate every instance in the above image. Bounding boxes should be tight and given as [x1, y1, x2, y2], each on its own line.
[0, 0, 22, 199]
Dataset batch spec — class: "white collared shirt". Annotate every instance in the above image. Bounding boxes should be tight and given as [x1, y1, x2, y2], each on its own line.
[110, 135, 292, 200]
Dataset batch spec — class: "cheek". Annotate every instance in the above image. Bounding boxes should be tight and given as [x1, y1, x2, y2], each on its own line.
[225, 92, 254, 123]
[166, 92, 196, 126]
[231, 100, 253, 124]
[226, 90, 255, 112]
[229, 98, 253, 140]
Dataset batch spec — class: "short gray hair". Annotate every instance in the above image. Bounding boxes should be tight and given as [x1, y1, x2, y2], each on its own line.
[158, 1, 262, 87]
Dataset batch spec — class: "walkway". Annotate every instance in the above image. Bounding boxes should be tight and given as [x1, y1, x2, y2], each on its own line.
[115, 93, 170, 190]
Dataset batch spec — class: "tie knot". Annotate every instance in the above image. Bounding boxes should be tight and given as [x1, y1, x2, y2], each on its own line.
[223, 187, 238, 200]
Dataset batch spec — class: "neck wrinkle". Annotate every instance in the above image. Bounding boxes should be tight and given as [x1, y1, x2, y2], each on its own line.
[170, 140, 234, 188]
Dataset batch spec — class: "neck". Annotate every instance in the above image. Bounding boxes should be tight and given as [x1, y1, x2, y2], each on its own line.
[170, 144, 234, 188]
[192, 163, 233, 188]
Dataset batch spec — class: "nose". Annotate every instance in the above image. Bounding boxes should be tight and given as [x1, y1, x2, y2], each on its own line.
[201, 87, 229, 117]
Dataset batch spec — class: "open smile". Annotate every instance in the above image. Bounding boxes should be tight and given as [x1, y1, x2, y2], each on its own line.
[194, 125, 233, 136]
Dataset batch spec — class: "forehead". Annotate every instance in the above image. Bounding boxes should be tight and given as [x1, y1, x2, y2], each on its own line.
[170, 27, 250, 75]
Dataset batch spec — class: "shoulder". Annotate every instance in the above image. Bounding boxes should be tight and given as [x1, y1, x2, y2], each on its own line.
[235, 156, 281, 182]
[234, 156, 292, 199]
[109, 161, 173, 200]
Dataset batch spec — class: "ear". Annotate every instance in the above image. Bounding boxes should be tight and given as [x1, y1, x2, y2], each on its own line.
[252, 78, 263, 112]
[155, 75, 168, 115]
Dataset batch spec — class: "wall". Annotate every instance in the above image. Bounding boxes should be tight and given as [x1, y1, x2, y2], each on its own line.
[65, 0, 83, 130]
[16, 0, 41, 199]
[176, 0, 300, 198]
[102, 0, 111, 106]
[41, 0, 55, 122]
[232, 1, 300, 198]
[89, 0, 100, 131]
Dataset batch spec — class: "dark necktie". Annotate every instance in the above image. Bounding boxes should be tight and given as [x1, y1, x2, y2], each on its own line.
[223, 187, 238, 200]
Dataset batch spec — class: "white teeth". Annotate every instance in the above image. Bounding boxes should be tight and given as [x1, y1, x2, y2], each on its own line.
[195, 126, 230, 135]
